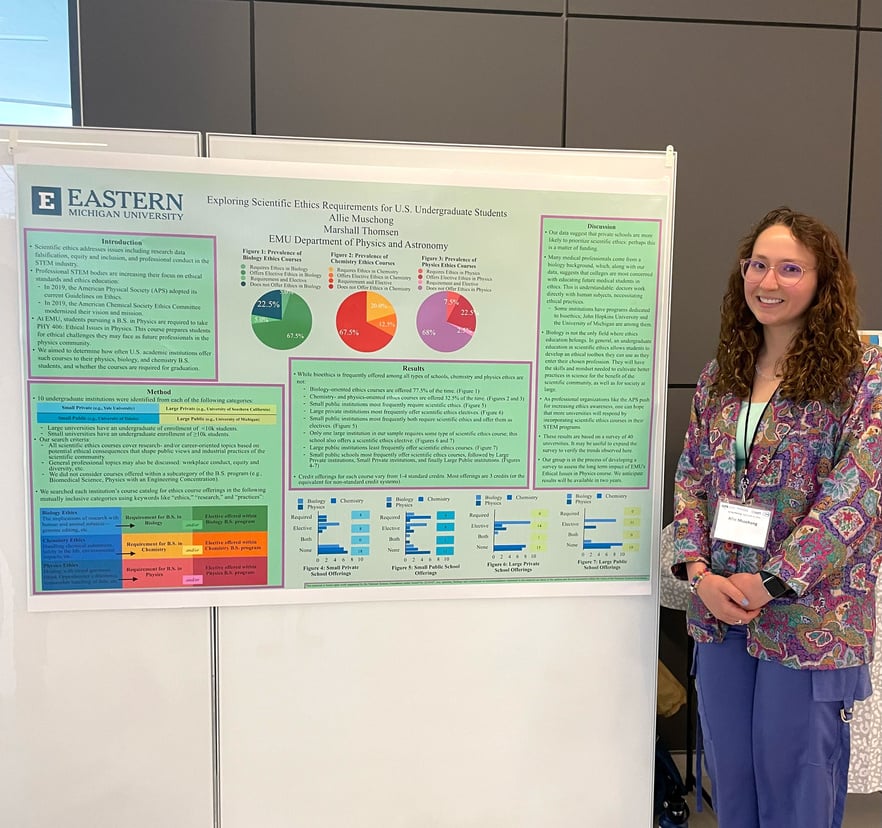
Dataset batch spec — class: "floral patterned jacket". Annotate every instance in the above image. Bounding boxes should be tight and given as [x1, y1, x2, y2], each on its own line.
[672, 346, 882, 669]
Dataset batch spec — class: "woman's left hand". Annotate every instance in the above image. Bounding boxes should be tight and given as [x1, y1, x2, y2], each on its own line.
[727, 572, 773, 611]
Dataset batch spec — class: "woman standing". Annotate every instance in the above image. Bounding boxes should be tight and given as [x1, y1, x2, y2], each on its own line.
[672, 207, 882, 828]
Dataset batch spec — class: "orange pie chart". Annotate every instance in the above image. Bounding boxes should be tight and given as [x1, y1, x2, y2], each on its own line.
[335, 290, 398, 352]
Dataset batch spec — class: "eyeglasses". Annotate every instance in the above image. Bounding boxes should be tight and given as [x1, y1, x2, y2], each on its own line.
[739, 258, 814, 287]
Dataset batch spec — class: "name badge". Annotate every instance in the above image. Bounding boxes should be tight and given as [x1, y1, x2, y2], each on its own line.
[711, 497, 774, 550]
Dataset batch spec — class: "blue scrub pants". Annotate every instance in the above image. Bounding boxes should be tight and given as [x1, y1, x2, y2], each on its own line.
[695, 628, 855, 828]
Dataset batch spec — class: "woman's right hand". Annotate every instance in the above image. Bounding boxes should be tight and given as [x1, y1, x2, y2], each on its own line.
[695, 573, 762, 626]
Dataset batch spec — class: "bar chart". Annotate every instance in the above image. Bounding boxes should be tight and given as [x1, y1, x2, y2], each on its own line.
[582, 505, 641, 555]
[292, 490, 652, 586]
[404, 509, 456, 556]
[492, 509, 548, 553]
[317, 509, 371, 556]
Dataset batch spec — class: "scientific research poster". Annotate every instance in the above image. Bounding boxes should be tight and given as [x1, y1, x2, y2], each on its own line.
[16, 148, 673, 609]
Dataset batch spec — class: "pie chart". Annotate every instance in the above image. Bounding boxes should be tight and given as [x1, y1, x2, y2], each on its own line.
[336, 290, 398, 352]
[416, 291, 476, 352]
[250, 290, 312, 350]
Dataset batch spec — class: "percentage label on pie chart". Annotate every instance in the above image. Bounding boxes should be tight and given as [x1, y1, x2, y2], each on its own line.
[417, 291, 477, 352]
[336, 290, 398, 352]
[251, 290, 312, 350]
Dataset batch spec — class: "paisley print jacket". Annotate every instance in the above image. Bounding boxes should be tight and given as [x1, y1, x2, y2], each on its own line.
[672, 347, 882, 668]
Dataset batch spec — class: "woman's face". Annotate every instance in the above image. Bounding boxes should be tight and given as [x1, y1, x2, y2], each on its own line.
[743, 224, 818, 335]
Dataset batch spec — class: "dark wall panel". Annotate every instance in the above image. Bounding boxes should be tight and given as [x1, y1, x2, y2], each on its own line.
[79, 0, 252, 134]
[662, 388, 694, 525]
[862, 1, 882, 28]
[566, 19, 856, 385]
[659, 387, 694, 750]
[299, 0, 564, 12]
[849, 32, 882, 328]
[568, 0, 857, 25]
[254, 3, 564, 146]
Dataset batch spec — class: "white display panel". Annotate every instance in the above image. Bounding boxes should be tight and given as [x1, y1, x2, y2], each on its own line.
[4, 134, 675, 828]
[14, 142, 674, 612]
[207, 135, 675, 828]
[0, 126, 213, 828]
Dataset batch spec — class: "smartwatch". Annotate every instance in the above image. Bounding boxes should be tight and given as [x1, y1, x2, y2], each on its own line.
[759, 570, 792, 599]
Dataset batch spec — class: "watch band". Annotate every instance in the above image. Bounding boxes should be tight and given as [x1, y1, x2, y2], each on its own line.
[759, 570, 791, 599]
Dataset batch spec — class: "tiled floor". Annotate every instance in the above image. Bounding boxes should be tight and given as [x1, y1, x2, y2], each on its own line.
[653, 753, 882, 827]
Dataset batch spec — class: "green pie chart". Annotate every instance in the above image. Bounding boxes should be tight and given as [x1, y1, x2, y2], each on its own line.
[250, 290, 312, 350]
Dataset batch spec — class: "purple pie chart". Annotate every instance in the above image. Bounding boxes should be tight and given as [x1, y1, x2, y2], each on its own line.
[416, 291, 477, 353]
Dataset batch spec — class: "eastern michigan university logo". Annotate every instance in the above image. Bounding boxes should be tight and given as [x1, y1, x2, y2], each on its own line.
[29, 185, 185, 220]
[31, 187, 63, 216]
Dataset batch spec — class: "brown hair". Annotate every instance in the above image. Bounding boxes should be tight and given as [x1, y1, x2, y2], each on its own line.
[714, 206, 862, 402]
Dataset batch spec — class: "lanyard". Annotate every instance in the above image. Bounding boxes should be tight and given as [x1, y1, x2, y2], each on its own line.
[738, 388, 773, 503]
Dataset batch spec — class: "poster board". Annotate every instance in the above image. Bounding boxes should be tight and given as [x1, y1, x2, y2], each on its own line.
[15, 140, 675, 613]
[0, 126, 213, 828]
